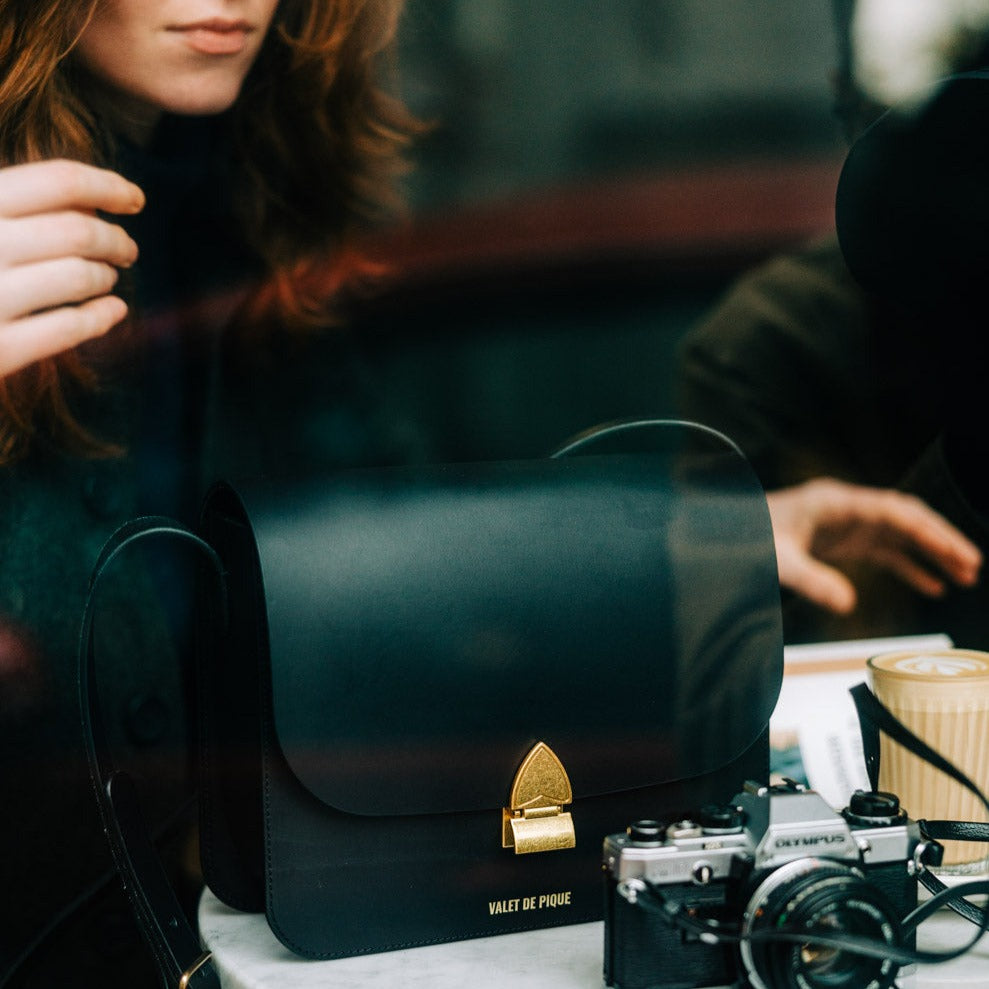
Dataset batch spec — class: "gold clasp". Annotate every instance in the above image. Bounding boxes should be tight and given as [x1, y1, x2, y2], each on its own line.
[502, 742, 576, 854]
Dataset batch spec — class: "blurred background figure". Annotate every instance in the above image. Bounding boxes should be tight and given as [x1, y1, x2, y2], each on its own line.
[676, 0, 989, 645]
[375, 1, 985, 644]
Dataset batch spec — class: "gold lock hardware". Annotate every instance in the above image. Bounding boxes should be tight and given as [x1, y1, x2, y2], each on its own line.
[502, 742, 576, 854]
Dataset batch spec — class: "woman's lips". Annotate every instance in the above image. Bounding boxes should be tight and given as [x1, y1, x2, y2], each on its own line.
[169, 20, 253, 55]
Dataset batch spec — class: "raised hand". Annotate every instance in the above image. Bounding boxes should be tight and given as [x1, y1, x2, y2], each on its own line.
[0, 159, 144, 378]
[766, 477, 983, 614]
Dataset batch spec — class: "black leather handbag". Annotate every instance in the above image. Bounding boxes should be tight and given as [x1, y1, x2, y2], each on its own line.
[80, 421, 783, 984]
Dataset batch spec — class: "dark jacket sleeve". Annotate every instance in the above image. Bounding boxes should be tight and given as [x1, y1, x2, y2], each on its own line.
[676, 235, 934, 492]
[675, 235, 989, 645]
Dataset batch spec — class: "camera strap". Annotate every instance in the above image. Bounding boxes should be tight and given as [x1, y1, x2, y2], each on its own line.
[613, 681, 989, 981]
[622, 874, 989, 968]
[850, 681, 989, 928]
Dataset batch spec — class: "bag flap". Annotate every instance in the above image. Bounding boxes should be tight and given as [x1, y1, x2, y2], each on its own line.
[203, 434, 782, 819]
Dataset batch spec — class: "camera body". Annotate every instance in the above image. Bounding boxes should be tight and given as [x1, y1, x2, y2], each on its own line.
[603, 780, 939, 989]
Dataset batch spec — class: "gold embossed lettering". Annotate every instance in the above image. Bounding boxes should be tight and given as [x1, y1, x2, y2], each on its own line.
[490, 891, 574, 915]
[488, 898, 521, 915]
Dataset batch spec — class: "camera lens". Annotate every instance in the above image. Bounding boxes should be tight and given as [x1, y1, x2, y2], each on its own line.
[739, 859, 901, 989]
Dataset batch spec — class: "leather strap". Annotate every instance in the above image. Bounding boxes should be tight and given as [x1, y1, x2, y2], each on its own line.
[850, 682, 989, 929]
[78, 517, 226, 989]
[920, 818, 989, 844]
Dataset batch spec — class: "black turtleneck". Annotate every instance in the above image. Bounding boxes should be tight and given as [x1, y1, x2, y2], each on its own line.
[110, 113, 260, 525]
[108, 114, 262, 644]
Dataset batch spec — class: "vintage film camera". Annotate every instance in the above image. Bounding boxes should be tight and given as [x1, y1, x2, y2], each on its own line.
[603, 780, 943, 989]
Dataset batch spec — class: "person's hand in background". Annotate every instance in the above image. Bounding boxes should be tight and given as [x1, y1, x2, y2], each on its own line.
[767, 477, 982, 614]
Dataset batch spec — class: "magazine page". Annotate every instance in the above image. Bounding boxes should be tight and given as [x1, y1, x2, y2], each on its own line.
[770, 634, 953, 808]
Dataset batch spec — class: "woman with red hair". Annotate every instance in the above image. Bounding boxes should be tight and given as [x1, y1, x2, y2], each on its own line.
[0, 2, 418, 984]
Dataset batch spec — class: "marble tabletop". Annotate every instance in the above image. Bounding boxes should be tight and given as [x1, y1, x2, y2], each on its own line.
[199, 887, 989, 988]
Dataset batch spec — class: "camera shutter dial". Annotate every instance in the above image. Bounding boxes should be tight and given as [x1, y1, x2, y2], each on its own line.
[844, 790, 906, 826]
[699, 803, 745, 834]
[627, 820, 665, 845]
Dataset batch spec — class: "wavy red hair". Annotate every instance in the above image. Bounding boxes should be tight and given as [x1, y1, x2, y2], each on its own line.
[0, 0, 417, 462]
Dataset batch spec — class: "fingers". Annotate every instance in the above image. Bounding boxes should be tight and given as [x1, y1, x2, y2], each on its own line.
[775, 537, 858, 614]
[0, 296, 129, 377]
[891, 494, 981, 584]
[817, 480, 982, 585]
[0, 159, 144, 218]
[0, 258, 121, 323]
[865, 544, 949, 598]
[769, 477, 983, 616]
[0, 210, 140, 268]
[0, 159, 144, 376]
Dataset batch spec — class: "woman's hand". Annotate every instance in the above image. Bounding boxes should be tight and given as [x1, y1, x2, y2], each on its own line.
[766, 477, 983, 614]
[0, 159, 144, 378]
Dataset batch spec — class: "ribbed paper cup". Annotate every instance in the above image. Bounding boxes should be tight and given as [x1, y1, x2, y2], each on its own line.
[867, 649, 989, 871]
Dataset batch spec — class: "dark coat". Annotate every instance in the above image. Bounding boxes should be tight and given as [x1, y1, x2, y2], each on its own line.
[677, 235, 989, 647]
[0, 119, 420, 988]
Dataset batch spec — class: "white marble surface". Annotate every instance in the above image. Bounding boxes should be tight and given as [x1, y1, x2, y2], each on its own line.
[199, 888, 989, 988]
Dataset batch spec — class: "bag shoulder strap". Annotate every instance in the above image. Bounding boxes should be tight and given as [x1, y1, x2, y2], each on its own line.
[78, 516, 225, 989]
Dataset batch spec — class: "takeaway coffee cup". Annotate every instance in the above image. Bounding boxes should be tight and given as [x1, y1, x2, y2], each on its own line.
[867, 648, 989, 872]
